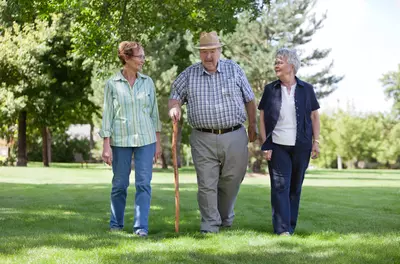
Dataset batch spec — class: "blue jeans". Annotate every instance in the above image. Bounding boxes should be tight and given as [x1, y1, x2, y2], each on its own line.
[268, 143, 311, 234]
[109, 143, 155, 232]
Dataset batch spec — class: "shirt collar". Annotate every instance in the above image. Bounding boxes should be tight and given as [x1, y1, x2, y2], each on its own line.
[295, 76, 304, 87]
[200, 60, 223, 75]
[274, 76, 304, 88]
[113, 70, 148, 81]
[137, 72, 148, 79]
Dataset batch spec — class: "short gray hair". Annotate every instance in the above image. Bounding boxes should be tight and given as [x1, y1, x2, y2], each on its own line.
[276, 48, 301, 74]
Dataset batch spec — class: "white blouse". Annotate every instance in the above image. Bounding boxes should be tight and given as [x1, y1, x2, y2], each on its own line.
[272, 83, 297, 146]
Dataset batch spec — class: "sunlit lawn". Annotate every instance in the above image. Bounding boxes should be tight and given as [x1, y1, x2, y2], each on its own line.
[0, 164, 399, 263]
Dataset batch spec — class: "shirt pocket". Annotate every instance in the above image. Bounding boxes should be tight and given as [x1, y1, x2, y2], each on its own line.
[136, 91, 151, 113]
[222, 79, 242, 106]
[112, 96, 121, 118]
[112, 85, 131, 117]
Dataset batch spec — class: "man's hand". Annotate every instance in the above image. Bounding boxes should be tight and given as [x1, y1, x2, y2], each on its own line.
[102, 143, 112, 166]
[168, 105, 181, 123]
[248, 124, 257, 142]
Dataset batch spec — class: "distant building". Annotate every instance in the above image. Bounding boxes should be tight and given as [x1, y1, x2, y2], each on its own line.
[0, 139, 8, 157]
[67, 124, 101, 141]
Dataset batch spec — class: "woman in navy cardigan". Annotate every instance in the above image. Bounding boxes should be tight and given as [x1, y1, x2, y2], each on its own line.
[258, 48, 320, 236]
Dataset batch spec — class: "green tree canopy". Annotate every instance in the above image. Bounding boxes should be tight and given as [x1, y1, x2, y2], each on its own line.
[220, 0, 343, 99]
[313, 111, 400, 169]
[0, 14, 98, 165]
[380, 64, 400, 118]
[2, 0, 270, 65]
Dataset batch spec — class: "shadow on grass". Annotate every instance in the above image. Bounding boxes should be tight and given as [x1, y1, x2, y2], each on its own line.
[99, 241, 398, 264]
[304, 176, 400, 181]
[0, 183, 399, 261]
[152, 166, 197, 174]
[27, 162, 107, 169]
[306, 169, 400, 175]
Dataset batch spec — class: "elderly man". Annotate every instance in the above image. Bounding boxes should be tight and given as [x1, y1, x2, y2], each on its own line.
[168, 31, 257, 233]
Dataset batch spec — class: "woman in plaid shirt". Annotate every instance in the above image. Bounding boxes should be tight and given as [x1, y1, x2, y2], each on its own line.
[100, 41, 162, 237]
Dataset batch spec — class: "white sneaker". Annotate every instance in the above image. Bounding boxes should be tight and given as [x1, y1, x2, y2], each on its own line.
[135, 229, 148, 237]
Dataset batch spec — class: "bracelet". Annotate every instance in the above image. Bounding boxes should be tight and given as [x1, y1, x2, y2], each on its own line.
[313, 139, 320, 144]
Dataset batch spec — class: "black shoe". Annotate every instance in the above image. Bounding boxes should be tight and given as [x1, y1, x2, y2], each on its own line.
[200, 230, 217, 234]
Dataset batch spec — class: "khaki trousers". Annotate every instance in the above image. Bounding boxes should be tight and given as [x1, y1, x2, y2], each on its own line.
[190, 126, 248, 232]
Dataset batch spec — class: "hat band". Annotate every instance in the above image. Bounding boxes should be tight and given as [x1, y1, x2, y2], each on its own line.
[199, 42, 222, 47]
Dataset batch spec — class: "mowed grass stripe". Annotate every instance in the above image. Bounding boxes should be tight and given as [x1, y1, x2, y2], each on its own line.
[0, 166, 399, 263]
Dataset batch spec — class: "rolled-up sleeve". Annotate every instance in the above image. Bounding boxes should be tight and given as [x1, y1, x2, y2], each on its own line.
[236, 64, 255, 103]
[310, 86, 320, 111]
[170, 70, 188, 104]
[149, 78, 162, 132]
[99, 81, 114, 138]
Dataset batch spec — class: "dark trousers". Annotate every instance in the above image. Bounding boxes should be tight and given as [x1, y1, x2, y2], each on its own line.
[268, 143, 311, 234]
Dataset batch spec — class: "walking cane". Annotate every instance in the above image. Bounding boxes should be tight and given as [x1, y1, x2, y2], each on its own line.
[172, 121, 180, 233]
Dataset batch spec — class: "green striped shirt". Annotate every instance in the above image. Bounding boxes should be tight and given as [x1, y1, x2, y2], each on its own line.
[99, 71, 162, 147]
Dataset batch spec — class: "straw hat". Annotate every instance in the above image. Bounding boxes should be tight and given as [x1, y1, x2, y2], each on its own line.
[196, 31, 224, 49]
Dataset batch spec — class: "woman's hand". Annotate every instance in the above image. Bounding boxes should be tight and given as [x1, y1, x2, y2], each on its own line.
[154, 141, 162, 163]
[154, 132, 162, 163]
[311, 141, 320, 159]
[102, 140, 112, 165]
[263, 149, 273, 161]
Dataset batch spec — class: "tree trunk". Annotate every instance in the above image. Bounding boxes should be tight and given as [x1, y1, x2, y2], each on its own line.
[42, 126, 49, 167]
[89, 122, 94, 162]
[160, 151, 168, 169]
[6, 125, 15, 166]
[47, 128, 51, 164]
[7, 144, 11, 165]
[17, 110, 27, 166]
[251, 158, 263, 173]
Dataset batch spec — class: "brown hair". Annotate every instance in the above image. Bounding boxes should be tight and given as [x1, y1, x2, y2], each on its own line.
[117, 41, 143, 65]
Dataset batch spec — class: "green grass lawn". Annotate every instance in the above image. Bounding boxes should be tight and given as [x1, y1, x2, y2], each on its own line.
[0, 165, 399, 264]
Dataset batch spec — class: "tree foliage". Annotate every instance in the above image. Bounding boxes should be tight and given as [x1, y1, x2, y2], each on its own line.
[221, 0, 343, 98]
[380, 64, 400, 118]
[0, 14, 97, 166]
[312, 111, 400, 169]
[2, 13, 98, 125]
[1, 0, 270, 65]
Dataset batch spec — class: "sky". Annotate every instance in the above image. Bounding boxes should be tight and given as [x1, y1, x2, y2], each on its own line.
[304, 0, 400, 114]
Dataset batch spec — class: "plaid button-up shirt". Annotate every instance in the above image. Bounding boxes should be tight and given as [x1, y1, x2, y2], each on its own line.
[99, 71, 162, 147]
[170, 59, 255, 129]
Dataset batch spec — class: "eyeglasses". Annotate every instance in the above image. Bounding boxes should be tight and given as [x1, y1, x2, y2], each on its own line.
[132, 55, 146, 60]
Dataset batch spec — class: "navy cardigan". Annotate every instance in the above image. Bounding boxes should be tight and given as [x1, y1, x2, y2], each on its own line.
[258, 77, 320, 151]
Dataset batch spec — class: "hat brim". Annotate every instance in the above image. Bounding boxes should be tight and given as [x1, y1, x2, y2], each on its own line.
[196, 43, 224, 49]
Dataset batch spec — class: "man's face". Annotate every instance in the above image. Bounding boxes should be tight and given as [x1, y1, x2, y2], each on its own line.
[199, 48, 221, 73]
